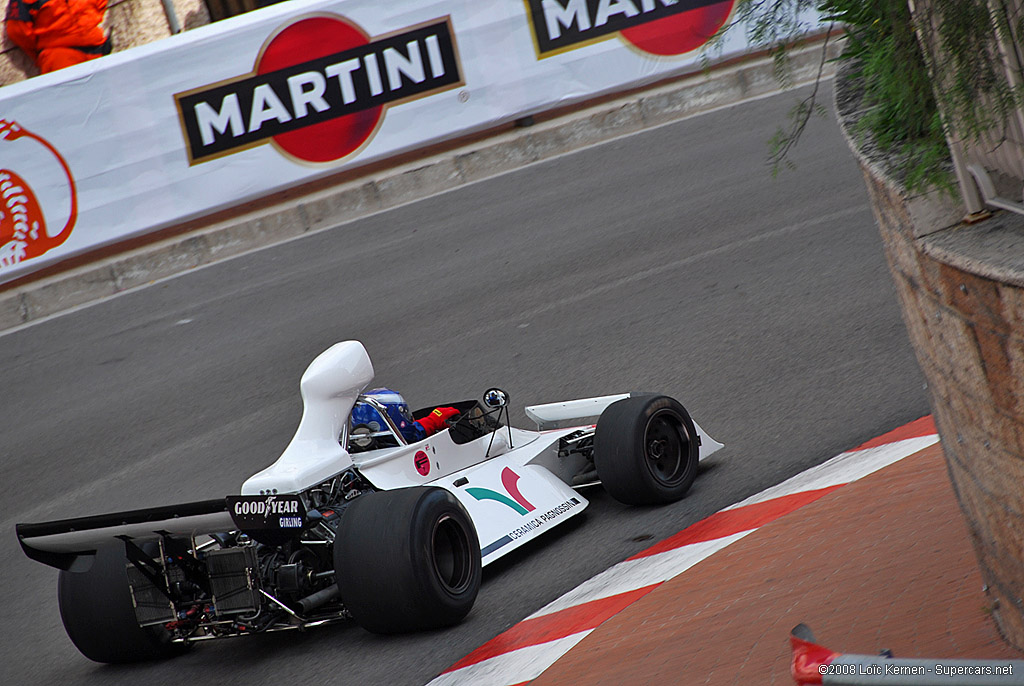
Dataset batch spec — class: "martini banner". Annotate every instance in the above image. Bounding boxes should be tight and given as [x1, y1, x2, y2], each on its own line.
[0, 0, 810, 283]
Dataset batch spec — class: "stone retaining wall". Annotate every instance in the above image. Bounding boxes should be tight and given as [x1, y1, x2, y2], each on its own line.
[836, 62, 1024, 651]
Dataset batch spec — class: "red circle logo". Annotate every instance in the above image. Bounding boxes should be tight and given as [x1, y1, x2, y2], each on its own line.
[256, 16, 383, 163]
[620, 2, 734, 56]
[414, 450, 431, 477]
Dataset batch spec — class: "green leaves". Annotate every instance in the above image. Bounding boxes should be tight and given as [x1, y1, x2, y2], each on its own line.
[743, 0, 1021, 192]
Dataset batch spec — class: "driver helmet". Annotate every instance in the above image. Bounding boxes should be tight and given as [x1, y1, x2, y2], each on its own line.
[351, 387, 418, 443]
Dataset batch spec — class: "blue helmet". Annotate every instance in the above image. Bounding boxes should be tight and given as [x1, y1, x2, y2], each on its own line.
[350, 388, 419, 447]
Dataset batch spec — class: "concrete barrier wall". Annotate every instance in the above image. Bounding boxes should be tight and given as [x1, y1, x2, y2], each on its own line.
[0, 37, 838, 330]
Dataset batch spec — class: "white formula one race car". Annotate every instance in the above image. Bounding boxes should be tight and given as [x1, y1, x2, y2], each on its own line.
[16, 341, 722, 663]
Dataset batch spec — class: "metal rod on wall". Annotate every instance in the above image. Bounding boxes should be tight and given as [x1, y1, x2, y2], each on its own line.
[160, 0, 182, 34]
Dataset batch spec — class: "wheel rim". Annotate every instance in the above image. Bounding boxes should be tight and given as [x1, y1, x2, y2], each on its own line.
[431, 515, 474, 595]
[642, 410, 692, 488]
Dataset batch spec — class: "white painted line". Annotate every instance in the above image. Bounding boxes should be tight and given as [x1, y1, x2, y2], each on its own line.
[429, 631, 594, 686]
[1, 67, 835, 340]
[530, 532, 750, 619]
[726, 435, 939, 510]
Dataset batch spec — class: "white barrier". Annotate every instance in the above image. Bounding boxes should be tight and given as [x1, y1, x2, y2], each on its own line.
[0, 0, 808, 285]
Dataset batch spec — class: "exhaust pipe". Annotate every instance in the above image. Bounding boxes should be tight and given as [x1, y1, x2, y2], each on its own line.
[297, 585, 340, 614]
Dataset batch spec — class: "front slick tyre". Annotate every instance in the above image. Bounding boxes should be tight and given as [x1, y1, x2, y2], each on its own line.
[335, 486, 481, 634]
[594, 395, 699, 505]
[58, 542, 184, 663]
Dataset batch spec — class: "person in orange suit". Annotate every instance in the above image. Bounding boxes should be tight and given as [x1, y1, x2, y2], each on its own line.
[5, 0, 111, 74]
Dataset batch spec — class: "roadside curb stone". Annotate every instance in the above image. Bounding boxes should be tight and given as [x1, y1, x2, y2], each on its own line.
[530, 444, 1021, 686]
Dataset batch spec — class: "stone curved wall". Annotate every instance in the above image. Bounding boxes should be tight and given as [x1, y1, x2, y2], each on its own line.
[835, 63, 1024, 651]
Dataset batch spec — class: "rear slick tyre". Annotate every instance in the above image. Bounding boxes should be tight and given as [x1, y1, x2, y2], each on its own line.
[334, 486, 481, 634]
[58, 543, 184, 663]
[594, 395, 699, 505]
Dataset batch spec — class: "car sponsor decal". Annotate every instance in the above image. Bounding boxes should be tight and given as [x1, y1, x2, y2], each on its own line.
[481, 497, 583, 557]
[415, 449, 431, 476]
[467, 467, 536, 515]
[227, 494, 307, 529]
[523, 0, 735, 58]
[0, 119, 78, 273]
[174, 14, 463, 165]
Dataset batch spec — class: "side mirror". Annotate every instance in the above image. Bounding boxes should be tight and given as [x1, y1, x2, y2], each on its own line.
[483, 388, 509, 409]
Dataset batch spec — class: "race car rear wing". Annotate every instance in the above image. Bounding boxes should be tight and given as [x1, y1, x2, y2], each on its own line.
[16, 499, 233, 571]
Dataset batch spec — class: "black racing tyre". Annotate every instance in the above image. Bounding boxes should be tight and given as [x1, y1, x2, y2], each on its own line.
[334, 486, 481, 634]
[58, 543, 185, 663]
[593, 395, 700, 505]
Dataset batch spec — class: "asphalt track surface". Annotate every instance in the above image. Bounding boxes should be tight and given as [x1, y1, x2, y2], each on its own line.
[1, 81, 929, 686]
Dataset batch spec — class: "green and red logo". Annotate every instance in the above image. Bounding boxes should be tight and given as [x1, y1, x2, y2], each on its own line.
[524, 0, 735, 58]
[467, 467, 536, 515]
[175, 15, 462, 165]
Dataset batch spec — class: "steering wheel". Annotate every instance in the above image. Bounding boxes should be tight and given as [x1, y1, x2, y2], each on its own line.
[349, 424, 377, 451]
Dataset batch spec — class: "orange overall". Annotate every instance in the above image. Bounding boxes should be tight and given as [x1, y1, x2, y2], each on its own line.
[5, 0, 110, 74]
